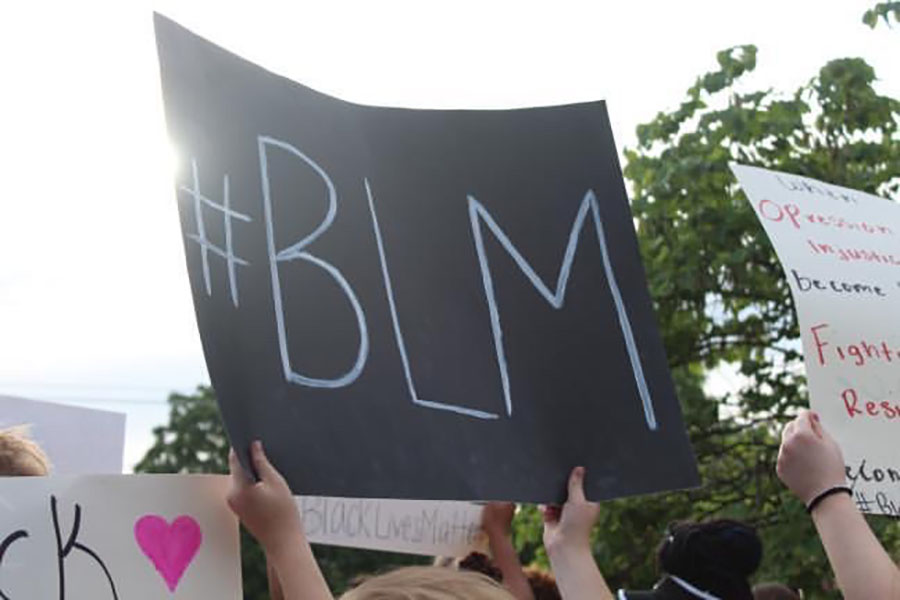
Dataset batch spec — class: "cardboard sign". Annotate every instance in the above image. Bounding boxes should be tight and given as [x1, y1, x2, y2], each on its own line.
[300, 496, 485, 556]
[0, 395, 126, 474]
[732, 164, 900, 516]
[154, 14, 698, 503]
[0, 475, 240, 598]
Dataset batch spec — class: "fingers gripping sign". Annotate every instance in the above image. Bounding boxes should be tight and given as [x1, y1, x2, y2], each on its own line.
[542, 467, 600, 553]
[227, 442, 303, 554]
[776, 410, 848, 506]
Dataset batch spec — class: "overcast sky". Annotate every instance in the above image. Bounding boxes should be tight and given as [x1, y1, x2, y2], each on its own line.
[0, 0, 895, 470]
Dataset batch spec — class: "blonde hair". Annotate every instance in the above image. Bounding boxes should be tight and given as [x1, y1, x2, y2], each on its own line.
[0, 426, 50, 476]
[341, 566, 514, 600]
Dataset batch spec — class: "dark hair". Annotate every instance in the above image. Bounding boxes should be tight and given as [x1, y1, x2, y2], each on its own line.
[657, 519, 762, 600]
[458, 552, 504, 583]
[752, 582, 801, 600]
[524, 567, 561, 600]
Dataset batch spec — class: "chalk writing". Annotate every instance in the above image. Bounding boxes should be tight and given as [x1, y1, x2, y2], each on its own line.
[252, 137, 659, 428]
[468, 191, 657, 428]
[179, 159, 252, 307]
[259, 136, 370, 389]
[366, 180, 498, 419]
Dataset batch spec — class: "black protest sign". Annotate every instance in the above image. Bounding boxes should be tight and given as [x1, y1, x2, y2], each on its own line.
[154, 14, 699, 502]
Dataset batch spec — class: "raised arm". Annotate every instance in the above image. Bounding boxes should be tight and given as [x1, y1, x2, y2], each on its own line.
[482, 502, 535, 600]
[777, 410, 900, 600]
[542, 467, 614, 600]
[227, 441, 333, 600]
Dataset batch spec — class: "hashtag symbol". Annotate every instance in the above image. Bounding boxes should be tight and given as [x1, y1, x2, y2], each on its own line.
[179, 158, 252, 307]
[854, 491, 873, 513]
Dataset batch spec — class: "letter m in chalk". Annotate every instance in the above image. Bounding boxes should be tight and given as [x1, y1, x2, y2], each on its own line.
[468, 190, 657, 430]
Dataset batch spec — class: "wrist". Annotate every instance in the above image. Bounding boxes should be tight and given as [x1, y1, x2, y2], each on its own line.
[805, 485, 852, 514]
[484, 525, 511, 538]
[810, 487, 855, 522]
[266, 529, 312, 570]
[264, 519, 306, 558]
[546, 535, 592, 560]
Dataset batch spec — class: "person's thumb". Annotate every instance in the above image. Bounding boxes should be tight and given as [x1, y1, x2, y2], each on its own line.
[808, 410, 825, 439]
[250, 440, 280, 482]
[228, 448, 251, 486]
[567, 466, 587, 503]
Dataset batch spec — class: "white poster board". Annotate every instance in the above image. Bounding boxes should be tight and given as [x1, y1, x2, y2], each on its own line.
[0, 395, 126, 474]
[0, 475, 240, 598]
[732, 164, 900, 516]
[299, 496, 486, 556]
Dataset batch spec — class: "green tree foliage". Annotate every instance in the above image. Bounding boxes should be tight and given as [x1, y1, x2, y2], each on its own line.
[559, 46, 895, 596]
[134, 387, 425, 598]
[863, 2, 900, 28]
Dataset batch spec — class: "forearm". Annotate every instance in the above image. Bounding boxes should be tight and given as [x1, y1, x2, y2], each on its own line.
[266, 534, 333, 600]
[547, 543, 614, 600]
[267, 560, 285, 600]
[487, 530, 534, 600]
[812, 494, 900, 600]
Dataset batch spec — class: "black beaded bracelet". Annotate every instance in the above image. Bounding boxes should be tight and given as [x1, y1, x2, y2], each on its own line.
[806, 485, 852, 514]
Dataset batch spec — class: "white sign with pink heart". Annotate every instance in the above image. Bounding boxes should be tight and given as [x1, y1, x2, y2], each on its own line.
[0, 474, 240, 598]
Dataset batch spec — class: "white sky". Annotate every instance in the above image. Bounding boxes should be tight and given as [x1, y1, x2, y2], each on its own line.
[0, 0, 895, 471]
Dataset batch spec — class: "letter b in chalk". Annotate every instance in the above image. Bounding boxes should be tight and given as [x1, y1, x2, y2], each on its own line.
[258, 136, 369, 388]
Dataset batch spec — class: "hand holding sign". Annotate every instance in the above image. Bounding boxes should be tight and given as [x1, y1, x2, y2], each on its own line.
[776, 410, 847, 505]
[227, 442, 332, 600]
[226, 441, 303, 553]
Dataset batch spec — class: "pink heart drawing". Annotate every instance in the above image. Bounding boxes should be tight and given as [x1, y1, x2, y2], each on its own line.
[134, 515, 203, 593]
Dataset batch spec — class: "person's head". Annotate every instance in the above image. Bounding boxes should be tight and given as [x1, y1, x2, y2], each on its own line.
[657, 519, 762, 600]
[0, 426, 50, 476]
[752, 582, 801, 600]
[457, 552, 503, 582]
[340, 566, 514, 600]
[524, 567, 561, 600]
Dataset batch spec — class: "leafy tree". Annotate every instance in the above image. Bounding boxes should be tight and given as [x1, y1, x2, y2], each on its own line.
[135, 386, 426, 598]
[863, 2, 900, 28]
[532, 46, 896, 596]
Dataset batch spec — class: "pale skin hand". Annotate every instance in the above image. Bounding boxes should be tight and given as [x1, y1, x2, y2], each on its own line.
[227, 441, 333, 600]
[776, 409, 846, 504]
[777, 410, 900, 600]
[542, 467, 614, 600]
[482, 502, 535, 600]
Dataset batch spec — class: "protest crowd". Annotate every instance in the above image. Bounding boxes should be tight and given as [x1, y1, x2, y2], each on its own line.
[2, 408, 898, 599]
[2, 7, 898, 600]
